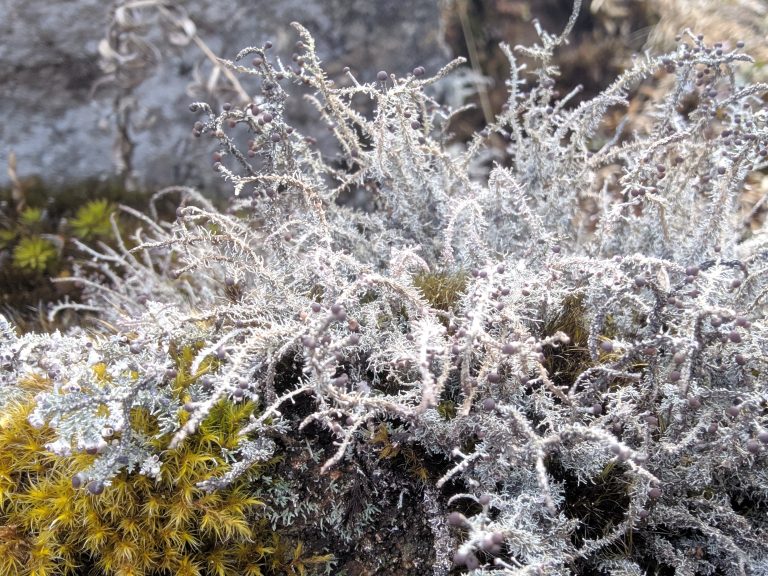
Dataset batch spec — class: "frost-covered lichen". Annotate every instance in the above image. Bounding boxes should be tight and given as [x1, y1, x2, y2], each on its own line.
[2, 1, 768, 574]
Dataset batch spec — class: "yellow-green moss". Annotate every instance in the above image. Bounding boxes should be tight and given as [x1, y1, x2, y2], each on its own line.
[436, 400, 457, 421]
[11, 237, 58, 273]
[70, 200, 115, 240]
[412, 271, 467, 312]
[0, 178, 187, 332]
[0, 373, 332, 576]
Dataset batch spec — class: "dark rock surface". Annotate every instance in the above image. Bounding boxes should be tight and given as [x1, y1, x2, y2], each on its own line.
[0, 0, 446, 192]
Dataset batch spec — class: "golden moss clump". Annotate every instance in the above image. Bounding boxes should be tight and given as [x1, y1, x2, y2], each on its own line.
[541, 295, 593, 389]
[412, 271, 467, 312]
[0, 375, 332, 576]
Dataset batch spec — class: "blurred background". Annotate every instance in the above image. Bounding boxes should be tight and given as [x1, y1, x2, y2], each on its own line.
[2, 0, 766, 192]
[1, 0, 766, 324]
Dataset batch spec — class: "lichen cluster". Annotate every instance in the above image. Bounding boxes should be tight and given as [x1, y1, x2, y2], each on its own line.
[2, 1, 768, 574]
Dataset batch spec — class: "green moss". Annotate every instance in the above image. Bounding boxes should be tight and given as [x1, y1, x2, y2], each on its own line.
[436, 399, 457, 420]
[18, 208, 44, 229]
[12, 237, 58, 273]
[0, 229, 16, 250]
[412, 271, 467, 312]
[0, 178, 165, 332]
[70, 200, 115, 240]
